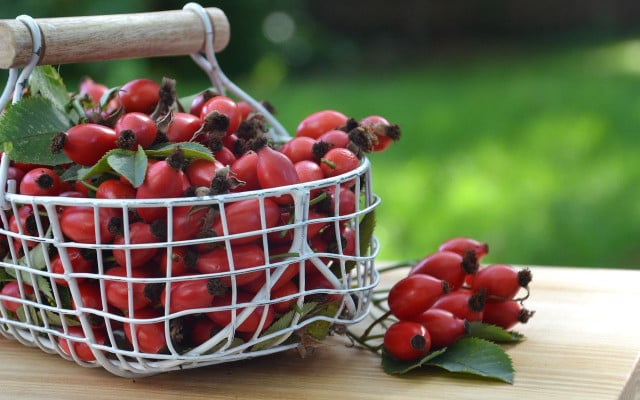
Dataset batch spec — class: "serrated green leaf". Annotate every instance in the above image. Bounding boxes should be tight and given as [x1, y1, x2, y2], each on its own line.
[146, 141, 214, 161]
[381, 347, 448, 375]
[16, 305, 40, 324]
[80, 149, 122, 180]
[108, 146, 148, 187]
[43, 310, 81, 327]
[3, 237, 55, 301]
[28, 66, 75, 120]
[80, 147, 148, 187]
[0, 96, 72, 165]
[426, 337, 515, 384]
[467, 321, 526, 343]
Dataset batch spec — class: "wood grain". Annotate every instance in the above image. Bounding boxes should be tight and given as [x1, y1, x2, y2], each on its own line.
[1, 266, 639, 400]
[0, 8, 229, 69]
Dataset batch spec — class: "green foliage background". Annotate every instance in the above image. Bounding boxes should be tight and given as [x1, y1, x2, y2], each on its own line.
[2, 1, 640, 269]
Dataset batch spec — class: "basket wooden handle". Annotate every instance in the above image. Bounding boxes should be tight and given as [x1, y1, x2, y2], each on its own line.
[0, 7, 230, 69]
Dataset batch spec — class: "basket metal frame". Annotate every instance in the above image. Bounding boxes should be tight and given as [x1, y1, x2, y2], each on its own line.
[0, 3, 381, 378]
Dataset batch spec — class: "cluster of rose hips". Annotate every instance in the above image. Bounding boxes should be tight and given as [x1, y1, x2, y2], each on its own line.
[0, 76, 400, 360]
[383, 237, 534, 361]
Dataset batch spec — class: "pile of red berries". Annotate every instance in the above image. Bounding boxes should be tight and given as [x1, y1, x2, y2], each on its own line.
[383, 237, 534, 361]
[0, 75, 400, 361]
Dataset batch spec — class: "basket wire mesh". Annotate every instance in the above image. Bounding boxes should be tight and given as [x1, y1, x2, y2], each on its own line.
[0, 3, 381, 377]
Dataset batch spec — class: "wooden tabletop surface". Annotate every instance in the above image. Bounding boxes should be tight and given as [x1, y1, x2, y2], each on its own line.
[1, 265, 639, 400]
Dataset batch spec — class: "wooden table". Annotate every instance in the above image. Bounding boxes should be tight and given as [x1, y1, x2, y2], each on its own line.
[1, 266, 639, 400]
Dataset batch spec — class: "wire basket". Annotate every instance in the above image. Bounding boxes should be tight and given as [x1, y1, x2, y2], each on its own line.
[0, 4, 380, 377]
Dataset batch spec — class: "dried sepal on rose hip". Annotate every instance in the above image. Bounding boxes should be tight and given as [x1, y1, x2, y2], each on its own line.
[359, 115, 402, 152]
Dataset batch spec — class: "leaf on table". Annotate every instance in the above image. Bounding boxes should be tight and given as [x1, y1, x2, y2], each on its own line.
[0, 96, 72, 165]
[382, 347, 448, 375]
[426, 337, 515, 384]
[467, 321, 526, 343]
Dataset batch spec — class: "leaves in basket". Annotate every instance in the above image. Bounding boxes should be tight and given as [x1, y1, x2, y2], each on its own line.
[28, 66, 77, 122]
[8, 242, 55, 301]
[80, 147, 147, 187]
[0, 96, 72, 165]
[381, 347, 448, 375]
[340, 209, 376, 276]
[252, 302, 320, 351]
[382, 337, 515, 383]
[304, 301, 340, 341]
[467, 321, 526, 343]
[146, 142, 214, 162]
[107, 146, 148, 187]
[59, 163, 83, 182]
[79, 142, 214, 187]
[201, 336, 246, 355]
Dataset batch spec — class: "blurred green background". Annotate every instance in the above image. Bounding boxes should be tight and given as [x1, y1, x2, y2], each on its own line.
[2, 1, 640, 269]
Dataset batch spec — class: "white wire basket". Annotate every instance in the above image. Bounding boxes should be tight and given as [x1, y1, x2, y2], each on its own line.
[0, 4, 381, 377]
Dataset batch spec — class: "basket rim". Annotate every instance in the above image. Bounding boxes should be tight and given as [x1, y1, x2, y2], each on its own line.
[0, 156, 372, 208]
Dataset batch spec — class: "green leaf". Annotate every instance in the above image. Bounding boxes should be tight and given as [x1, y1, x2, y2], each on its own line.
[304, 301, 339, 340]
[341, 209, 376, 275]
[146, 141, 214, 161]
[202, 337, 245, 355]
[252, 301, 320, 351]
[382, 347, 448, 375]
[2, 241, 54, 300]
[467, 321, 526, 343]
[252, 309, 297, 351]
[80, 150, 120, 180]
[108, 146, 148, 187]
[16, 305, 40, 325]
[81, 147, 148, 187]
[99, 86, 121, 110]
[42, 310, 80, 327]
[427, 337, 515, 384]
[0, 267, 13, 281]
[0, 96, 72, 165]
[60, 163, 84, 182]
[27, 66, 74, 119]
